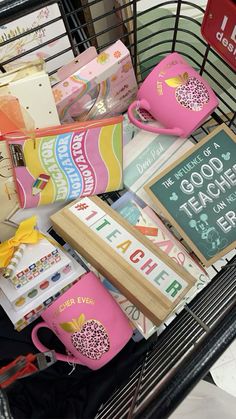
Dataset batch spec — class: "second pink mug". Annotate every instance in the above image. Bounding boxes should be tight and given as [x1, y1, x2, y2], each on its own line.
[31, 272, 133, 370]
[128, 52, 218, 137]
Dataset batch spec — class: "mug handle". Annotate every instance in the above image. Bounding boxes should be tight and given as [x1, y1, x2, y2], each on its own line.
[31, 322, 83, 365]
[128, 99, 184, 137]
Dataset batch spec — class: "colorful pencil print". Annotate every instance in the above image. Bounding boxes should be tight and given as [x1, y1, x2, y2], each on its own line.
[32, 173, 50, 195]
[13, 263, 73, 310]
[10, 249, 61, 289]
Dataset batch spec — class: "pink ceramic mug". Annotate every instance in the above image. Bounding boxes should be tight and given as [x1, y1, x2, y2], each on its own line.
[31, 272, 133, 370]
[128, 52, 218, 137]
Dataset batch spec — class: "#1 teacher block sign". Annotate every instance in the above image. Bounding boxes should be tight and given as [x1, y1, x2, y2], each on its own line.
[145, 124, 236, 266]
[51, 196, 196, 324]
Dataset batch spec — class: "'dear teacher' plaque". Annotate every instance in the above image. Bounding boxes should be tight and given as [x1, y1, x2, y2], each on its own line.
[145, 124, 236, 266]
[51, 196, 196, 324]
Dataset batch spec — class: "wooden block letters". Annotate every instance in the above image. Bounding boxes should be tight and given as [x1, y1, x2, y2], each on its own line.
[51, 196, 196, 324]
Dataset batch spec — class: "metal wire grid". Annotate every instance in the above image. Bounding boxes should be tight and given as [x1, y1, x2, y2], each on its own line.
[0, 0, 235, 417]
[0, 0, 136, 76]
[96, 260, 236, 419]
[134, 1, 235, 132]
[0, 1, 235, 130]
[0, 0, 76, 74]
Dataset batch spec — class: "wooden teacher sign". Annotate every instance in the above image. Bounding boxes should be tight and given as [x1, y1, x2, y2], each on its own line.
[145, 124, 236, 266]
[51, 196, 196, 324]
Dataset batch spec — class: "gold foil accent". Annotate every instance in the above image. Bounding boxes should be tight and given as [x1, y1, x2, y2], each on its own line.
[165, 72, 189, 88]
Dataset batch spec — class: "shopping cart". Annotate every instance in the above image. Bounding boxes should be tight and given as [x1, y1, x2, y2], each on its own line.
[0, 1, 235, 418]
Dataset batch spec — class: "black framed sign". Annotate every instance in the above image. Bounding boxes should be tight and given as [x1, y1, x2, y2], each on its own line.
[145, 124, 236, 266]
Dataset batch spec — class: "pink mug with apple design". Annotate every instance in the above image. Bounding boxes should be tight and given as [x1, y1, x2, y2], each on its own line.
[31, 272, 133, 370]
[128, 52, 218, 137]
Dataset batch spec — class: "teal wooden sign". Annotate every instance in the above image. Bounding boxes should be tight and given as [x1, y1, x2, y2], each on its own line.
[145, 125, 236, 266]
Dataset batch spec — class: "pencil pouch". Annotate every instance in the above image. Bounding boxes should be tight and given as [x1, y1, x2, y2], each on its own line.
[5, 116, 123, 208]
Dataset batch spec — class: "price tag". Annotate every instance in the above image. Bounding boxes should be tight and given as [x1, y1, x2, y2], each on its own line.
[201, 0, 236, 71]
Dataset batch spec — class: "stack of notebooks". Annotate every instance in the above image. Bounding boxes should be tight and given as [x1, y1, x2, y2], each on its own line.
[0, 237, 85, 331]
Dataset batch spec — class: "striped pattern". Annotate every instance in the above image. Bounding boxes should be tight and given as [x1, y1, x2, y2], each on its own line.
[99, 124, 123, 192]
[9, 118, 123, 209]
[3, 244, 26, 279]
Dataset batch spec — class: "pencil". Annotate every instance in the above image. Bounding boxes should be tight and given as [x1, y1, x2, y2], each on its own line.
[3, 243, 26, 279]
[134, 225, 158, 237]
[32, 174, 50, 195]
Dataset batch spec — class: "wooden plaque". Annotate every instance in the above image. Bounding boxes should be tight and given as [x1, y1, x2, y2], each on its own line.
[145, 124, 236, 266]
[51, 196, 196, 325]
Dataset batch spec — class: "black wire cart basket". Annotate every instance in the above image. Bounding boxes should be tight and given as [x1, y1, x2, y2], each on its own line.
[0, 1, 235, 418]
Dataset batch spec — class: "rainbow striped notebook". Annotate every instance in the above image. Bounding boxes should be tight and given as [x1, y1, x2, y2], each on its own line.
[6, 116, 123, 208]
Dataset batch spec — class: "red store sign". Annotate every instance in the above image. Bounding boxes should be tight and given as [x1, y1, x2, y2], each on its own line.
[201, 0, 236, 71]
